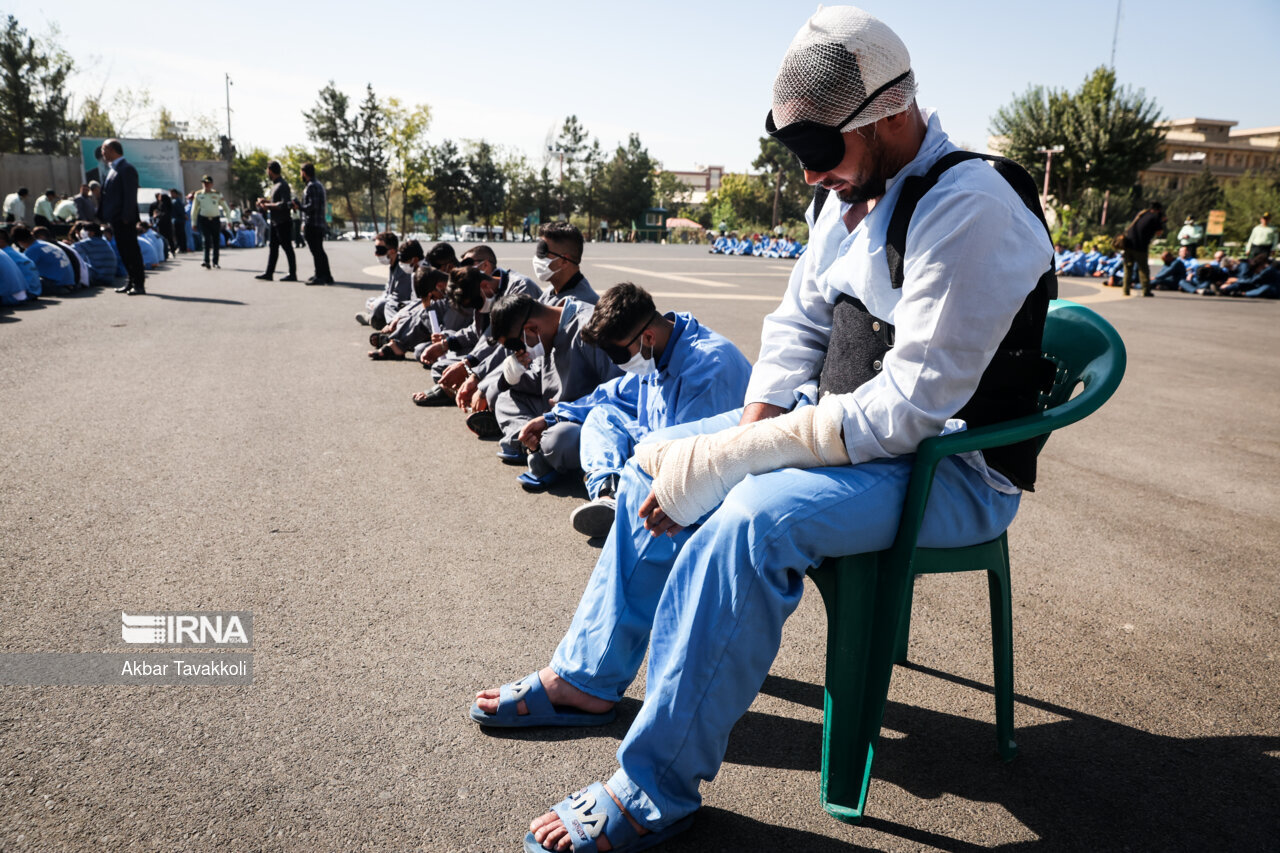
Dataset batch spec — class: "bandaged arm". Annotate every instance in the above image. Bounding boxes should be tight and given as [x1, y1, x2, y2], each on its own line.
[634, 394, 850, 527]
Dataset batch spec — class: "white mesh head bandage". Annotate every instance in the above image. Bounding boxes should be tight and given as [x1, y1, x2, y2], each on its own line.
[771, 5, 917, 131]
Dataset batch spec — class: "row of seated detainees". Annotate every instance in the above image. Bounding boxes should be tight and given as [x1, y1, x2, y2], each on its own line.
[1053, 244, 1125, 279]
[0, 220, 180, 304]
[708, 234, 806, 258]
[1054, 242, 1278, 298]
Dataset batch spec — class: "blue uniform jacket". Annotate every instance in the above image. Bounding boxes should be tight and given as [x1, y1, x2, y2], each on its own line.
[550, 312, 752, 438]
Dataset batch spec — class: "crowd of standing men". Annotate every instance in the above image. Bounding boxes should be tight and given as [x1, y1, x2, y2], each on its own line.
[0, 140, 335, 305]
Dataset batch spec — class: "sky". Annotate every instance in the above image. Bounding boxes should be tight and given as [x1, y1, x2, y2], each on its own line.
[9, 0, 1280, 174]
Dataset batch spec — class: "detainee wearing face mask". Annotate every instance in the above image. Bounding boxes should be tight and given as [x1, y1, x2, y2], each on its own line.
[486, 292, 621, 493]
[531, 221, 597, 306]
[355, 231, 413, 330]
[528, 282, 754, 538]
[412, 245, 541, 410]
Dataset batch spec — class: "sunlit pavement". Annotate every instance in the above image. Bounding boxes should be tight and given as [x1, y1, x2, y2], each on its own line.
[1, 241, 1276, 851]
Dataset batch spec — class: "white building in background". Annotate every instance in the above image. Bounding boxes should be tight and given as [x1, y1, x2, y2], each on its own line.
[660, 165, 724, 205]
[1140, 118, 1280, 190]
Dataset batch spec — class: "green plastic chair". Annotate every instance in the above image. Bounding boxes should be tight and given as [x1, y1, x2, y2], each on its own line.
[806, 299, 1127, 824]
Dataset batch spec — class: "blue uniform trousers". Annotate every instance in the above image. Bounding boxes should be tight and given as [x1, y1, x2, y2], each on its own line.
[549, 408, 1021, 830]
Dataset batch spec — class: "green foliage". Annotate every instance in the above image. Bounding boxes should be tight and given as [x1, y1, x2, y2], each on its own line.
[427, 139, 470, 233]
[77, 94, 114, 138]
[229, 148, 270, 208]
[466, 140, 506, 228]
[382, 97, 432, 231]
[152, 106, 219, 161]
[353, 84, 389, 231]
[752, 136, 810, 226]
[0, 15, 76, 154]
[1165, 165, 1222, 226]
[303, 82, 360, 225]
[1222, 169, 1280, 243]
[992, 66, 1163, 208]
[599, 134, 657, 229]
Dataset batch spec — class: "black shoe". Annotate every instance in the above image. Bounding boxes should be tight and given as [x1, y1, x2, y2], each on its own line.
[355, 313, 370, 326]
[305, 276, 318, 284]
[413, 386, 454, 407]
[201, 262, 210, 269]
[280, 274, 298, 282]
[114, 284, 131, 293]
[127, 287, 146, 295]
[466, 410, 503, 439]
[321, 277, 335, 285]
[254, 273, 273, 281]
[212, 263, 220, 269]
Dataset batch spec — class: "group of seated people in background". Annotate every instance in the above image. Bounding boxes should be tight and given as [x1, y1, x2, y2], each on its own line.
[709, 232, 806, 258]
[356, 221, 753, 537]
[0, 220, 172, 303]
[1053, 242, 1278, 299]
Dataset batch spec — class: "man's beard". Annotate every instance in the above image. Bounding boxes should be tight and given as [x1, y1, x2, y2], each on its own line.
[836, 173, 887, 204]
[834, 129, 891, 204]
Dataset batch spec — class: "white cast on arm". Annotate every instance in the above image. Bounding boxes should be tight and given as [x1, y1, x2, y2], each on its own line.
[501, 354, 527, 385]
[634, 394, 850, 527]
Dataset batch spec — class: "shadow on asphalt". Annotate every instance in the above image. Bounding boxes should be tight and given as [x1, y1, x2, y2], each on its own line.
[325, 279, 384, 292]
[149, 293, 246, 306]
[734, 670, 1280, 850]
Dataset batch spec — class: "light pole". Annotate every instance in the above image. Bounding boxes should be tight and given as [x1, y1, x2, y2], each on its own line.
[547, 145, 566, 219]
[225, 74, 233, 151]
[1036, 145, 1065, 201]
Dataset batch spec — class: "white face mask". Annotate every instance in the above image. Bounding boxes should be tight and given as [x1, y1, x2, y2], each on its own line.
[400, 261, 414, 274]
[525, 328, 546, 361]
[621, 343, 657, 376]
[378, 255, 391, 266]
[480, 295, 495, 314]
[531, 255, 556, 283]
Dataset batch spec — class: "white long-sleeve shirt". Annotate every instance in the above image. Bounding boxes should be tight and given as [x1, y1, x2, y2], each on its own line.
[744, 109, 1052, 487]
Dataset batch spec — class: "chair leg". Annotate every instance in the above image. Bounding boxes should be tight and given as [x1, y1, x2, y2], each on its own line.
[809, 556, 879, 824]
[986, 535, 1018, 761]
[893, 575, 916, 664]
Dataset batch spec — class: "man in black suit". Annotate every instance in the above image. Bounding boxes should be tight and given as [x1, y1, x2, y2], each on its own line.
[98, 139, 146, 295]
[254, 160, 297, 282]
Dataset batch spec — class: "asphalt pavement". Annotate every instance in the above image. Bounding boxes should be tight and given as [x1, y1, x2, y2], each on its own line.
[1, 240, 1276, 851]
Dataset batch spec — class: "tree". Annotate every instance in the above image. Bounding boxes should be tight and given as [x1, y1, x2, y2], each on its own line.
[1222, 169, 1280, 243]
[228, 147, 270, 208]
[710, 173, 773, 228]
[352, 84, 389, 232]
[499, 150, 535, 238]
[1167, 165, 1223, 227]
[579, 139, 606, 238]
[552, 115, 591, 216]
[77, 94, 114, 138]
[0, 15, 76, 154]
[304, 82, 359, 230]
[600, 134, 657, 232]
[427, 140, 470, 235]
[467, 140, 506, 235]
[752, 136, 809, 227]
[991, 67, 1163, 209]
[382, 97, 432, 235]
[152, 106, 218, 161]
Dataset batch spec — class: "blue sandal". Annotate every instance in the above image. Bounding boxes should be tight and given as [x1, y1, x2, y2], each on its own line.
[524, 782, 695, 852]
[469, 672, 616, 728]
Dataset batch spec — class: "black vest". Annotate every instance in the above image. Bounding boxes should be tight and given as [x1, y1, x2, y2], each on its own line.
[815, 152, 1058, 491]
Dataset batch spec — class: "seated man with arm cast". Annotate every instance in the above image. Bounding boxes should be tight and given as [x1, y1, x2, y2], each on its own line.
[469, 8, 1057, 851]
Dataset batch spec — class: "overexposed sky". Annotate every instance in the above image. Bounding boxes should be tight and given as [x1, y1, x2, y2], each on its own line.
[12, 0, 1280, 173]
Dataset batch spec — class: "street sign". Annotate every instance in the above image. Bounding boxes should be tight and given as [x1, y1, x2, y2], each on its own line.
[1206, 209, 1226, 237]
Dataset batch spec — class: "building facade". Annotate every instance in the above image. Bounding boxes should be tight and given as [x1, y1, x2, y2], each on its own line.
[661, 165, 724, 205]
[1140, 118, 1280, 191]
